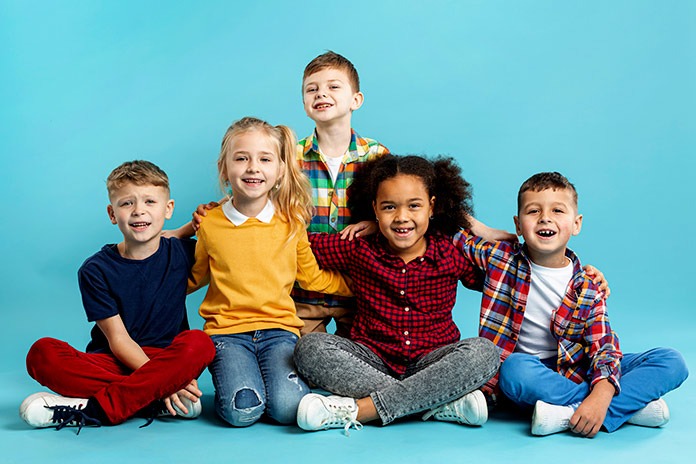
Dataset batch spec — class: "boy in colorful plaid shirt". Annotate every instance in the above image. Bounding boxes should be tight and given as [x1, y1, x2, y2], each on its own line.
[292, 51, 389, 337]
[453, 172, 688, 437]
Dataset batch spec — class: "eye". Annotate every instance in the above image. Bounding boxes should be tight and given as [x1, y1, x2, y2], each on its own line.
[235, 156, 247, 162]
[145, 199, 156, 204]
[527, 208, 539, 214]
[330, 84, 340, 90]
[409, 203, 422, 209]
[121, 201, 132, 207]
[305, 87, 317, 93]
[553, 208, 565, 213]
[382, 205, 395, 211]
[261, 157, 273, 163]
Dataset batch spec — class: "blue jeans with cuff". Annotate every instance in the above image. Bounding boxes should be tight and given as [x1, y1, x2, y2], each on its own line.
[498, 347, 688, 432]
[209, 329, 309, 427]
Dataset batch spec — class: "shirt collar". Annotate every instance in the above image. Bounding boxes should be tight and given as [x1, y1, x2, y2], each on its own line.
[517, 243, 584, 286]
[222, 199, 275, 226]
[304, 128, 365, 162]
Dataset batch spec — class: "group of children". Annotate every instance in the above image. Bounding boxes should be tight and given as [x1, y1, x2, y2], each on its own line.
[20, 52, 687, 437]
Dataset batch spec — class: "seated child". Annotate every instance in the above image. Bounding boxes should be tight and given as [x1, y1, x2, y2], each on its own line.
[293, 154, 499, 434]
[20, 160, 215, 433]
[454, 172, 688, 437]
[187, 117, 352, 427]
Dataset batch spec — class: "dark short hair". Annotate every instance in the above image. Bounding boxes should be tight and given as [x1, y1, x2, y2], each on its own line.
[303, 51, 360, 93]
[517, 171, 577, 211]
[107, 160, 169, 196]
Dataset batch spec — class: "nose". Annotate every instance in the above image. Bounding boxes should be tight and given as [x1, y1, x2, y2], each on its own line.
[538, 211, 551, 223]
[132, 201, 146, 216]
[394, 207, 408, 222]
[246, 158, 259, 172]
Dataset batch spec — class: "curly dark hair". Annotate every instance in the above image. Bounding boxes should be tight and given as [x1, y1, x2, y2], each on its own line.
[348, 154, 473, 236]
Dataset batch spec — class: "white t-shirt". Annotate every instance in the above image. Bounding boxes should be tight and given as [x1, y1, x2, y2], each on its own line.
[515, 258, 573, 359]
[324, 155, 343, 184]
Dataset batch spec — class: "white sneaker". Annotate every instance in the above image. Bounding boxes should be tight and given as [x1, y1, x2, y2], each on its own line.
[158, 397, 202, 419]
[627, 398, 670, 427]
[297, 394, 362, 435]
[19, 392, 101, 434]
[422, 389, 488, 426]
[531, 400, 575, 436]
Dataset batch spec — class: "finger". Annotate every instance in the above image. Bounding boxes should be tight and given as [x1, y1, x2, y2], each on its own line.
[586, 423, 600, 438]
[205, 201, 218, 210]
[185, 384, 203, 398]
[605, 287, 611, 298]
[164, 397, 177, 416]
[172, 394, 189, 415]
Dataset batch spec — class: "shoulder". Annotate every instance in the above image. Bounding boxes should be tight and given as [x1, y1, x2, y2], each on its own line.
[355, 134, 389, 157]
[78, 245, 117, 277]
[568, 251, 605, 302]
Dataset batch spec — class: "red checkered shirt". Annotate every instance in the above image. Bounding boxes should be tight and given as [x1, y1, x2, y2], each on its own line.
[453, 230, 622, 396]
[308, 232, 484, 375]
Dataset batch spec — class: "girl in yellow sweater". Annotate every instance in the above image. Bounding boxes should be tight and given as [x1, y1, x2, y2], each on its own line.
[188, 117, 351, 427]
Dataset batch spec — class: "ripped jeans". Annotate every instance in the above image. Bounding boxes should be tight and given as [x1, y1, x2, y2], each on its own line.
[209, 329, 309, 427]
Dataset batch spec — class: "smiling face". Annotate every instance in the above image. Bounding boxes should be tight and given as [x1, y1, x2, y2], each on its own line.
[514, 188, 583, 268]
[107, 182, 174, 256]
[373, 174, 435, 263]
[302, 67, 363, 127]
[222, 129, 282, 217]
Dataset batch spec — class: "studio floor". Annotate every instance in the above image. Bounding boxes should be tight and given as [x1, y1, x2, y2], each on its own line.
[2, 342, 692, 464]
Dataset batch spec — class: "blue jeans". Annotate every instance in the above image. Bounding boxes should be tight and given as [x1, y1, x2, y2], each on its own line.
[294, 333, 500, 425]
[498, 348, 688, 432]
[209, 329, 309, 427]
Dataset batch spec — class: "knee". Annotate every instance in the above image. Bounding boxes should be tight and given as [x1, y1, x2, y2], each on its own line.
[654, 347, 689, 386]
[217, 387, 265, 427]
[267, 374, 310, 425]
[499, 353, 532, 398]
[177, 330, 216, 365]
[293, 332, 327, 373]
[26, 338, 62, 378]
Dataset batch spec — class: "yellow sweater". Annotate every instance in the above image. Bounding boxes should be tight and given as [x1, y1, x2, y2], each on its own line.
[188, 206, 352, 336]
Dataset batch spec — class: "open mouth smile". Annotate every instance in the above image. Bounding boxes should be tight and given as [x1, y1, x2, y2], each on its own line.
[314, 103, 332, 109]
[130, 222, 151, 230]
[536, 229, 557, 239]
[392, 227, 414, 237]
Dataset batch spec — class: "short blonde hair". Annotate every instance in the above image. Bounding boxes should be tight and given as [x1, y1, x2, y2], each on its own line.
[106, 160, 169, 196]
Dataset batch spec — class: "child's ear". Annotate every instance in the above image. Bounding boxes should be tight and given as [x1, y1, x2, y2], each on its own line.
[165, 199, 175, 220]
[572, 214, 583, 236]
[107, 205, 117, 225]
[351, 92, 364, 111]
[372, 200, 378, 217]
[429, 196, 435, 216]
[513, 215, 522, 236]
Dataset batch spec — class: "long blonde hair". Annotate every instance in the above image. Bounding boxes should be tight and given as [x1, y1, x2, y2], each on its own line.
[217, 117, 313, 241]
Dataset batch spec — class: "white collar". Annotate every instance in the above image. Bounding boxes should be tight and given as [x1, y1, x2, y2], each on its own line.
[222, 199, 275, 226]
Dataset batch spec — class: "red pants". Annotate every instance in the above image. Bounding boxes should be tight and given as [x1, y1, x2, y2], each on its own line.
[26, 330, 215, 425]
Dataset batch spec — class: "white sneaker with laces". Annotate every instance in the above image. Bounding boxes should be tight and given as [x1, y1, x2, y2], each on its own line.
[531, 400, 576, 436]
[422, 389, 488, 426]
[19, 392, 101, 434]
[627, 398, 670, 427]
[297, 393, 362, 435]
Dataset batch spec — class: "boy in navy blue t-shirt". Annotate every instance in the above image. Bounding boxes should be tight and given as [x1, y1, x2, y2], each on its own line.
[20, 160, 215, 433]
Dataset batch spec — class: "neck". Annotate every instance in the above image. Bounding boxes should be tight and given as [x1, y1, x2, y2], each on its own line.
[118, 238, 160, 260]
[232, 196, 268, 218]
[527, 248, 569, 268]
[315, 121, 352, 159]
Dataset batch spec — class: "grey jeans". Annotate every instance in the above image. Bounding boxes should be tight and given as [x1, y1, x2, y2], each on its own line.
[293, 333, 500, 425]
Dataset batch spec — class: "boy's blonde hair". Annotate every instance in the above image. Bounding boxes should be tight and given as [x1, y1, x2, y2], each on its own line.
[217, 117, 313, 241]
[106, 160, 169, 196]
[303, 51, 360, 93]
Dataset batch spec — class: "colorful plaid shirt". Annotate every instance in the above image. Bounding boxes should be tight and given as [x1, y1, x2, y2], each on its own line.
[292, 129, 389, 307]
[309, 232, 484, 375]
[453, 230, 622, 396]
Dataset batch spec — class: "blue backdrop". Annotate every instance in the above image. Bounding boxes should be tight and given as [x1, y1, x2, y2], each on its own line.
[0, 1, 693, 461]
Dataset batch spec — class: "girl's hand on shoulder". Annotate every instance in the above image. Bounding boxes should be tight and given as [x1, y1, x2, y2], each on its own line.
[583, 265, 611, 298]
[468, 215, 517, 243]
[340, 221, 378, 241]
[192, 201, 221, 231]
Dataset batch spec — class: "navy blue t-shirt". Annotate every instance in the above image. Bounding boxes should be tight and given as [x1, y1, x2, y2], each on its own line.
[78, 237, 196, 353]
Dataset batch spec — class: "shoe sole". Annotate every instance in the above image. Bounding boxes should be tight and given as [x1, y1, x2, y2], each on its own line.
[467, 389, 488, 426]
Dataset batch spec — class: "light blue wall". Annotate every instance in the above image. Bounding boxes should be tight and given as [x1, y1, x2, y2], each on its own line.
[1, 1, 694, 357]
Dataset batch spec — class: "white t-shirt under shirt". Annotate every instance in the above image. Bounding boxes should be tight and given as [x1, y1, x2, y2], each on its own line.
[324, 155, 343, 183]
[514, 258, 574, 359]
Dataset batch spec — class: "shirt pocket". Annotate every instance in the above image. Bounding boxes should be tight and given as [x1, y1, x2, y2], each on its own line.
[553, 306, 588, 342]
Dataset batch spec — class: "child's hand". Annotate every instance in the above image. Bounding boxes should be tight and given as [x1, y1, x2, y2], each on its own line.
[192, 201, 220, 231]
[163, 379, 203, 416]
[583, 265, 611, 298]
[340, 221, 378, 241]
[467, 215, 518, 243]
[569, 379, 614, 438]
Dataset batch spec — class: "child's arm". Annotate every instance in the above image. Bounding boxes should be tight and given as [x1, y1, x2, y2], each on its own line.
[466, 214, 517, 243]
[569, 379, 615, 438]
[162, 221, 196, 239]
[187, 231, 211, 293]
[452, 229, 502, 273]
[296, 230, 353, 296]
[340, 221, 378, 241]
[191, 200, 225, 231]
[96, 315, 150, 370]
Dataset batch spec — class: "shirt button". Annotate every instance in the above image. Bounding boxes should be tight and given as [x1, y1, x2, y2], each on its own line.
[405, 340, 411, 345]
[403, 331, 409, 335]
[400, 290, 405, 295]
[420, 258, 424, 262]
[402, 268, 406, 274]
[405, 307, 410, 312]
